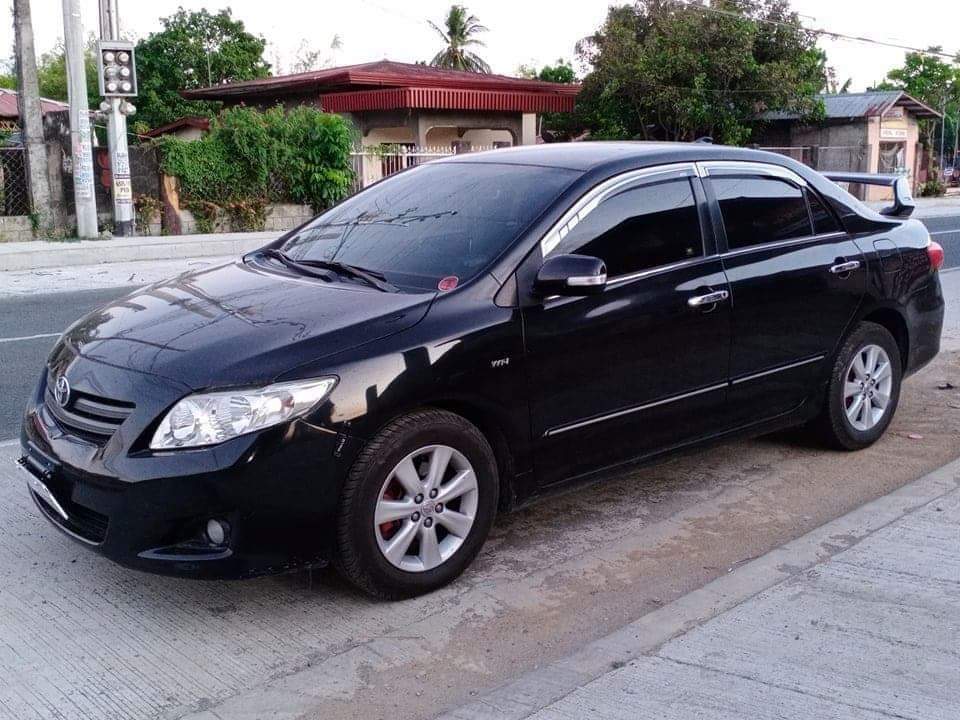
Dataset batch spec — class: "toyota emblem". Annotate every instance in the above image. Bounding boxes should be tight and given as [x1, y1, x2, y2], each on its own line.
[54, 375, 71, 408]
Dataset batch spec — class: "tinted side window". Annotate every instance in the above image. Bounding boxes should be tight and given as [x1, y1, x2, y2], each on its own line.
[712, 176, 812, 250]
[806, 189, 841, 235]
[555, 178, 703, 277]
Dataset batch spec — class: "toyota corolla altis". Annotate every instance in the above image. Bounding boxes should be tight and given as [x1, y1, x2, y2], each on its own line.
[20, 143, 944, 598]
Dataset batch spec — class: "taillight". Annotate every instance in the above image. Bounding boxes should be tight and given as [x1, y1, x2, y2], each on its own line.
[927, 240, 944, 272]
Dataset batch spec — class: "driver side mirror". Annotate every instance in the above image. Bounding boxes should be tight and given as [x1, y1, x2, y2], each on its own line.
[535, 254, 607, 297]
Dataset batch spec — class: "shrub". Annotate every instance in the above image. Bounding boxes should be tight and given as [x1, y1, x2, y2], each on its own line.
[134, 194, 162, 234]
[158, 106, 355, 218]
[918, 176, 946, 198]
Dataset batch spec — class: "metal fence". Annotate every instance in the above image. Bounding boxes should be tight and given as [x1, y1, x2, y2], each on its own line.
[0, 148, 30, 216]
[350, 144, 497, 193]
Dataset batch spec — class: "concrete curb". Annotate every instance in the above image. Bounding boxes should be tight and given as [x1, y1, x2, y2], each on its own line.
[438, 456, 960, 720]
[0, 232, 279, 272]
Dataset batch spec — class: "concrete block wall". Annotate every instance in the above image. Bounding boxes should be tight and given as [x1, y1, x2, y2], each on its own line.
[264, 203, 314, 232]
[0, 215, 34, 243]
[174, 203, 313, 235]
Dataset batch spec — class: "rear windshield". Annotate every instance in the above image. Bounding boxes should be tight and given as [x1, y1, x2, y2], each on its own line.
[281, 161, 579, 291]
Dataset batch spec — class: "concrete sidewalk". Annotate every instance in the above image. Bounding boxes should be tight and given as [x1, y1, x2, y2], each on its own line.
[0, 231, 278, 272]
[443, 457, 960, 720]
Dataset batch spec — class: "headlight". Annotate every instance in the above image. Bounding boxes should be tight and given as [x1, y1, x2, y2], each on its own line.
[149, 377, 337, 450]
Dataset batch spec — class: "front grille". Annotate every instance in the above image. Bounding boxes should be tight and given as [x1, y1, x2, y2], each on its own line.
[45, 386, 135, 440]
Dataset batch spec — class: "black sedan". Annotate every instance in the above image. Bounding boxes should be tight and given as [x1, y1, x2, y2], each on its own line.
[19, 143, 944, 598]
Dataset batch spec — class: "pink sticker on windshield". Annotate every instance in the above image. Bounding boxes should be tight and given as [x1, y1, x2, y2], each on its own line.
[438, 276, 459, 292]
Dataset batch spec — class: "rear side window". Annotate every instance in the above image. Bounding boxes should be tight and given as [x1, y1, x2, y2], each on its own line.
[553, 178, 703, 277]
[806, 189, 842, 235]
[712, 176, 812, 250]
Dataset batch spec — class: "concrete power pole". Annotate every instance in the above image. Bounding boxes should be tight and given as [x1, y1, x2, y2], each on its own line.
[98, 0, 134, 235]
[13, 0, 52, 226]
[940, 102, 947, 177]
[62, 0, 98, 238]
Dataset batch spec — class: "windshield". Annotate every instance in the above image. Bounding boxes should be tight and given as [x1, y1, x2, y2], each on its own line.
[279, 161, 579, 291]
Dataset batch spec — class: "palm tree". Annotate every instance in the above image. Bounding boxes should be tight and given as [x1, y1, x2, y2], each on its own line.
[428, 5, 491, 73]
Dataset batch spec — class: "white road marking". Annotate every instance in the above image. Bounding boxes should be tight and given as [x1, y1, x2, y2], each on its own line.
[930, 229, 960, 235]
[0, 332, 60, 344]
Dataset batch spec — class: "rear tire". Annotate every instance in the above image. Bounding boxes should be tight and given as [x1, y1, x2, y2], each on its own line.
[334, 409, 498, 599]
[816, 322, 902, 450]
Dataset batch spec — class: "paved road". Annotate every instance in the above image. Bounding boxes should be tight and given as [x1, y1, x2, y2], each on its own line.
[448, 459, 960, 720]
[924, 214, 960, 268]
[2, 344, 959, 719]
[0, 287, 135, 438]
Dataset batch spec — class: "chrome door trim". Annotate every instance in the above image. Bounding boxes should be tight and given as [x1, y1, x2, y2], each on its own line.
[721, 231, 847, 259]
[605, 253, 720, 288]
[730, 355, 825, 386]
[696, 160, 809, 186]
[543, 382, 728, 437]
[540, 163, 699, 257]
[544, 354, 827, 437]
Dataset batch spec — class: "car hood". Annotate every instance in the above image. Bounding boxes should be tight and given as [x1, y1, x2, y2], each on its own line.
[58, 260, 435, 389]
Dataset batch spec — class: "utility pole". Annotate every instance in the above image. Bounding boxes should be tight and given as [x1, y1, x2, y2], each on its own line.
[953, 110, 959, 170]
[98, 0, 135, 236]
[13, 0, 52, 227]
[62, 0, 98, 238]
[939, 101, 947, 176]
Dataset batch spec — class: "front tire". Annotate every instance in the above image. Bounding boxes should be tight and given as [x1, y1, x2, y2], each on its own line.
[817, 321, 902, 450]
[334, 409, 498, 599]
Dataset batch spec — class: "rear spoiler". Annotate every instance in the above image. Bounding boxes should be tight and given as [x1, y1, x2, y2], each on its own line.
[821, 172, 915, 218]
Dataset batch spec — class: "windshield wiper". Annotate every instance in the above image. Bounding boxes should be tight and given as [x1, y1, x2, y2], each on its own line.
[295, 258, 399, 293]
[260, 248, 334, 281]
[261, 249, 398, 292]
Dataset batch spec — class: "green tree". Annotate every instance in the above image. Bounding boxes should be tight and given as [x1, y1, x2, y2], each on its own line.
[34, 38, 100, 108]
[874, 48, 960, 156]
[536, 60, 575, 85]
[135, 8, 270, 129]
[158, 105, 354, 212]
[516, 60, 579, 140]
[575, 0, 826, 144]
[0, 57, 15, 89]
[428, 5, 491, 73]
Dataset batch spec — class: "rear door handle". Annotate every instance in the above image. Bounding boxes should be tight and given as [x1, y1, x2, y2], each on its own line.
[687, 290, 729, 308]
[829, 260, 861, 275]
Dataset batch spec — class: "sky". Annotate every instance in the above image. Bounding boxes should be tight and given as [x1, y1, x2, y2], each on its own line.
[3, 0, 959, 92]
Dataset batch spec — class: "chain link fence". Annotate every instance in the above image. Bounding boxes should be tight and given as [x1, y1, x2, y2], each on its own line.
[1, 148, 30, 216]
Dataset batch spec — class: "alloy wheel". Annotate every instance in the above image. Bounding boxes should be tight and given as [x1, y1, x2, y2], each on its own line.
[374, 445, 479, 572]
[843, 343, 893, 432]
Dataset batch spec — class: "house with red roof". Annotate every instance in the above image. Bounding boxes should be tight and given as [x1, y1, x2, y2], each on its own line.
[0, 88, 69, 132]
[181, 60, 579, 149]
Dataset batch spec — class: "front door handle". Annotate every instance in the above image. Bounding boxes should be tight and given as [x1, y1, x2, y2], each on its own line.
[829, 260, 861, 275]
[687, 290, 729, 308]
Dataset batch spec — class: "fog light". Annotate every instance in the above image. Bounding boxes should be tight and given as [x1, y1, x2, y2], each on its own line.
[206, 519, 228, 546]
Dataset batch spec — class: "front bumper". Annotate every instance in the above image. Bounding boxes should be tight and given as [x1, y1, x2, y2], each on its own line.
[20, 374, 363, 580]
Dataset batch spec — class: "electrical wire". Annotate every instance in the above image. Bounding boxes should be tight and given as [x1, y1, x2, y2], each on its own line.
[679, 2, 959, 60]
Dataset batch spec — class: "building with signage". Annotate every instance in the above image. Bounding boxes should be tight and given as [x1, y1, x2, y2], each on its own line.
[757, 91, 941, 199]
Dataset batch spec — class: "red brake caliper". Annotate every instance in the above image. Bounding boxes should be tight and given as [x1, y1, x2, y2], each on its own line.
[379, 481, 403, 539]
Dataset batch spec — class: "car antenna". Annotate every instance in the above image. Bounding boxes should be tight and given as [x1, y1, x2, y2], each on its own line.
[694, 136, 714, 144]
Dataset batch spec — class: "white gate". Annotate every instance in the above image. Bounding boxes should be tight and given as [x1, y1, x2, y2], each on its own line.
[350, 144, 497, 193]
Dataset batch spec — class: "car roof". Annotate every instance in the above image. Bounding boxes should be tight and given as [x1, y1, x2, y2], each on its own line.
[435, 141, 797, 173]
